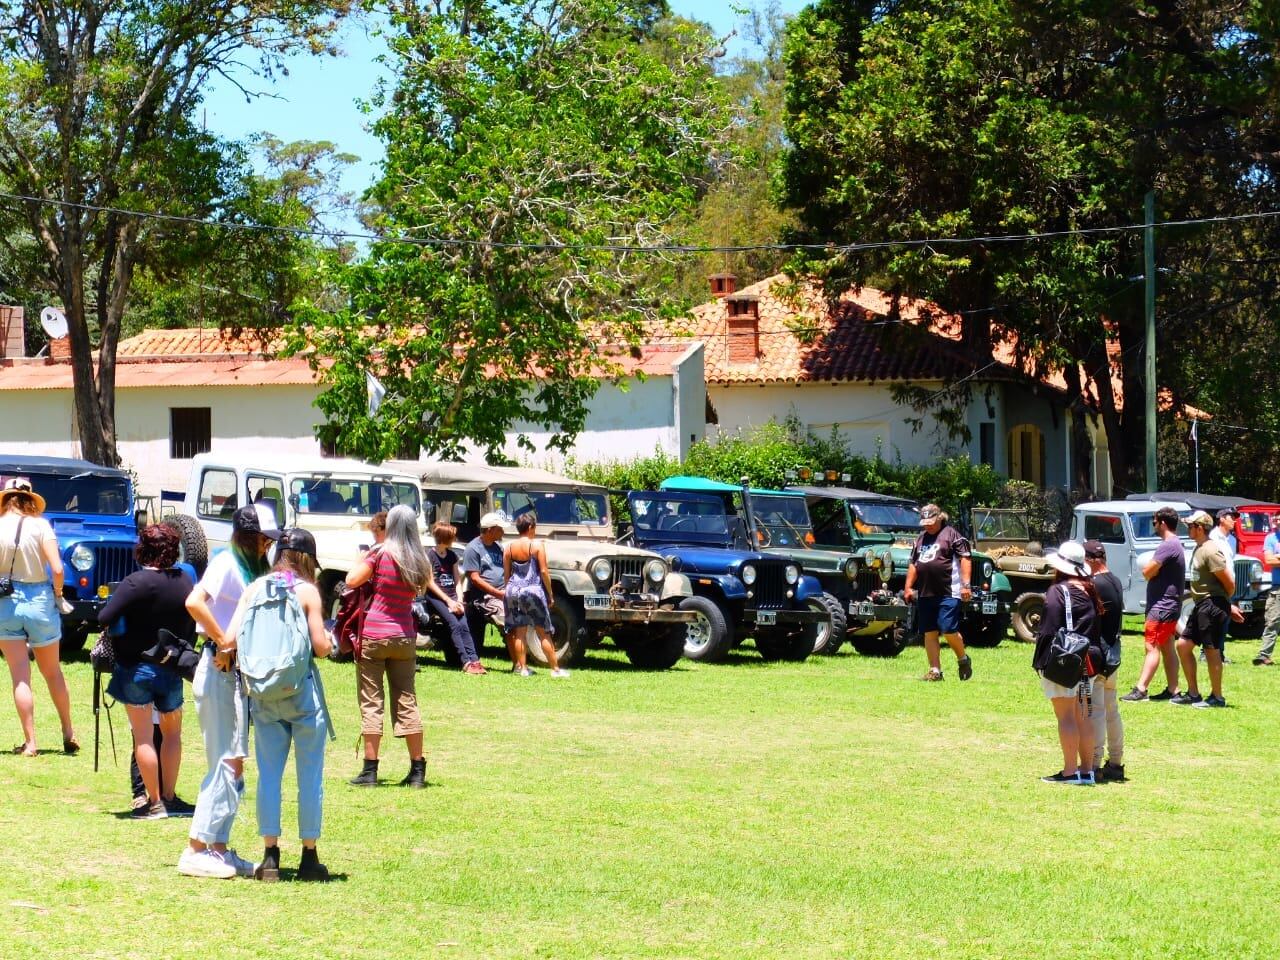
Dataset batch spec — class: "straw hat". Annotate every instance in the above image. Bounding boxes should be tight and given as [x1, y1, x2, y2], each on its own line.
[0, 477, 45, 514]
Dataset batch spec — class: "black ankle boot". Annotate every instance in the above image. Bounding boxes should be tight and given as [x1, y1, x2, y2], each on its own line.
[296, 846, 329, 882]
[349, 758, 379, 786]
[255, 844, 280, 882]
[400, 757, 427, 789]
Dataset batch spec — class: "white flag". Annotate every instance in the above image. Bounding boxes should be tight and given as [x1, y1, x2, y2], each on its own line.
[366, 371, 386, 417]
[1189, 419, 1198, 443]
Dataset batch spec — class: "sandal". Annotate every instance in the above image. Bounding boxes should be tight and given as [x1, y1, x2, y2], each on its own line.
[12, 743, 37, 756]
[63, 736, 81, 756]
[921, 668, 944, 682]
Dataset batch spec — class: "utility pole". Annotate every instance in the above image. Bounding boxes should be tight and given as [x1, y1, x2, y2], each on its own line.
[1144, 191, 1157, 492]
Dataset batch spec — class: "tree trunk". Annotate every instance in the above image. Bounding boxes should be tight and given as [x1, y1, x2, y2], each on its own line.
[59, 240, 118, 467]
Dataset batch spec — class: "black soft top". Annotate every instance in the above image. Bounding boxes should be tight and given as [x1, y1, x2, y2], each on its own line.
[787, 485, 916, 505]
[0, 453, 129, 479]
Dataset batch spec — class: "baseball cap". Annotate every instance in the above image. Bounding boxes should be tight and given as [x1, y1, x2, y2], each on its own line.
[479, 512, 506, 530]
[1215, 507, 1238, 522]
[277, 527, 317, 558]
[918, 504, 941, 526]
[1186, 509, 1214, 529]
[232, 503, 282, 540]
[1082, 540, 1107, 559]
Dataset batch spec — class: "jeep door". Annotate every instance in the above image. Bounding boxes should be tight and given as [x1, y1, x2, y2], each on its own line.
[192, 465, 241, 553]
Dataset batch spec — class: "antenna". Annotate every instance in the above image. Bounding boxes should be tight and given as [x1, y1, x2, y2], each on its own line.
[40, 307, 68, 340]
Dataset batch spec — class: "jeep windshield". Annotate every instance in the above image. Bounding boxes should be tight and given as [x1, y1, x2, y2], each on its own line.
[0, 471, 131, 515]
[972, 509, 1030, 542]
[629, 493, 741, 547]
[290, 477, 421, 516]
[749, 494, 815, 549]
[1131, 511, 1192, 540]
[494, 487, 609, 527]
[849, 501, 920, 533]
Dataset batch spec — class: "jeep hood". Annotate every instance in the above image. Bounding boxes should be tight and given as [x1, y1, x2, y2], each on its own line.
[643, 544, 766, 574]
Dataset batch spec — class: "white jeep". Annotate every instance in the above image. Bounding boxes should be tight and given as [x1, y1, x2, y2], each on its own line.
[401, 462, 697, 670]
[174, 453, 426, 610]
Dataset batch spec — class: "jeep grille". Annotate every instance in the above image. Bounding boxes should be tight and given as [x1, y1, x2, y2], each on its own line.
[1233, 558, 1255, 600]
[749, 560, 789, 610]
[611, 557, 645, 584]
[95, 545, 138, 586]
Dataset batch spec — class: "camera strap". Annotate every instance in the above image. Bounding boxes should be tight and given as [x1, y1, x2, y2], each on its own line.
[2, 517, 25, 581]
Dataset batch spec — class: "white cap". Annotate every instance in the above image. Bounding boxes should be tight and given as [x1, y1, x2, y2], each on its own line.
[479, 512, 506, 530]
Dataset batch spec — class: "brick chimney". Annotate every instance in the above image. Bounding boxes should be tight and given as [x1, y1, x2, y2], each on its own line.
[725, 293, 761, 363]
[0, 306, 22, 359]
[49, 336, 71, 362]
[708, 272, 737, 298]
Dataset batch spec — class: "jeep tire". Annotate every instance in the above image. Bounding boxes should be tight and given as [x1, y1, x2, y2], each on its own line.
[59, 623, 91, 660]
[812, 593, 847, 655]
[534, 589, 586, 667]
[677, 595, 733, 662]
[163, 513, 208, 576]
[1011, 591, 1045, 644]
[851, 624, 908, 657]
[755, 626, 813, 662]
[618, 625, 686, 670]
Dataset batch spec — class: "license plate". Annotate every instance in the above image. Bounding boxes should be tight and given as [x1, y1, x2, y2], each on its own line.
[981, 600, 998, 615]
[851, 601, 875, 618]
[756, 610, 777, 625]
[584, 594, 612, 610]
[1240, 600, 1253, 613]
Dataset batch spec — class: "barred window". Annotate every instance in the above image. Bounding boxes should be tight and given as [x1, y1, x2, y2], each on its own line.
[170, 408, 211, 459]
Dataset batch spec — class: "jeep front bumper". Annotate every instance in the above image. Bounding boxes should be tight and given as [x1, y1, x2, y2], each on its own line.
[964, 593, 1006, 618]
[847, 600, 909, 622]
[581, 595, 697, 625]
[744, 607, 826, 627]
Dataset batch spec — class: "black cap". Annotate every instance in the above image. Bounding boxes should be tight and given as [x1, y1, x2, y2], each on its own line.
[277, 527, 317, 559]
[1216, 508, 1238, 522]
[1082, 539, 1107, 559]
[232, 504, 282, 540]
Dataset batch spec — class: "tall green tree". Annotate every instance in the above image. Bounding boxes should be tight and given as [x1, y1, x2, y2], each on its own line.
[291, 0, 730, 460]
[778, 0, 1280, 493]
[0, 0, 351, 466]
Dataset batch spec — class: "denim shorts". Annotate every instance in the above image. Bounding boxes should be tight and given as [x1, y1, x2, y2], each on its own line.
[108, 660, 184, 713]
[0, 581, 62, 648]
[916, 596, 962, 634]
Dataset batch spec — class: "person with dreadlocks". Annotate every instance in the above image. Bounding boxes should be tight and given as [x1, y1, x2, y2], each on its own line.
[176, 504, 280, 879]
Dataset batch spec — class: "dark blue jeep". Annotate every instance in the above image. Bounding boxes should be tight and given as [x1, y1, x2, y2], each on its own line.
[625, 490, 827, 662]
[0, 456, 143, 657]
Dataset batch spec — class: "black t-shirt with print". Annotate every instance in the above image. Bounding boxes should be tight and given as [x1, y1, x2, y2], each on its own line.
[909, 524, 971, 599]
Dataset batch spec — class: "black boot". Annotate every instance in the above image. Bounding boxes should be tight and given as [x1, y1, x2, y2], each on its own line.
[400, 757, 427, 789]
[255, 845, 280, 883]
[349, 758, 379, 786]
[296, 846, 329, 882]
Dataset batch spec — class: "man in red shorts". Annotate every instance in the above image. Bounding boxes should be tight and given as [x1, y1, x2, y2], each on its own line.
[1121, 506, 1185, 702]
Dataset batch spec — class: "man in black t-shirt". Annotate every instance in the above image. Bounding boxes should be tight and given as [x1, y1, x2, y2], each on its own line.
[1084, 540, 1125, 782]
[903, 504, 973, 681]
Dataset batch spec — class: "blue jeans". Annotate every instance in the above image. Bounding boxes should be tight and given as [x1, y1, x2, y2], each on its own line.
[189, 646, 248, 846]
[426, 596, 479, 663]
[107, 660, 184, 713]
[251, 672, 328, 841]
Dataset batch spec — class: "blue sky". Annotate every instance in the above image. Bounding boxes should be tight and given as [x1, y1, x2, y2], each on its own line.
[201, 2, 809, 236]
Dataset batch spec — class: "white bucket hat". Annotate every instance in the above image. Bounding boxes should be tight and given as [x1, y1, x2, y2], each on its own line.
[1047, 540, 1088, 578]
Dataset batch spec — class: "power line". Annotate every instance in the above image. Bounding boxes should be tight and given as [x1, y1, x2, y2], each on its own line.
[4, 189, 1280, 255]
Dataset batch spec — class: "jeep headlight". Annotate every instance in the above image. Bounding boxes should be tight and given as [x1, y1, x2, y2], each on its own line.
[1249, 559, 1263, 587]
[70, 544, 95, 572]
[590, 558, 613, 583]
[878, 553, 893, 583]
[741, 564, 757, 585]
[982, 560, 994, 583]
[785, 564, 800, 585]
[644, 559, 666, 584]
[844, 557, 859, 579]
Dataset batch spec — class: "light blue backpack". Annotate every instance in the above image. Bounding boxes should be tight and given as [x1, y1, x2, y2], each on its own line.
[238, 573, 314, 703]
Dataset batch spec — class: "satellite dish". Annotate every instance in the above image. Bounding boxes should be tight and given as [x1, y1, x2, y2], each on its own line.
[40, 307, 68, 340]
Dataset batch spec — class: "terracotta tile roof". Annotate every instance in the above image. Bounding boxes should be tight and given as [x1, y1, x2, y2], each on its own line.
[116, 326, 284, 358]
[678, 274, 1028, 387]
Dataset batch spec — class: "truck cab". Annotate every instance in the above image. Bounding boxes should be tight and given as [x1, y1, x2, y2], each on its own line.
[1, 456, 142, 657]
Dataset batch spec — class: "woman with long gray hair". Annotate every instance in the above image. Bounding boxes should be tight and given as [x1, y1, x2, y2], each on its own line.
[344, 504, 431, 788]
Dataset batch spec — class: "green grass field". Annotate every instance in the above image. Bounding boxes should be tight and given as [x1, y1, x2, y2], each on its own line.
[1, 627, 1276, 960]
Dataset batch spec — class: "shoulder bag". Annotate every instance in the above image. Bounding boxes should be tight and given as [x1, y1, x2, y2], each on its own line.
[1042, 584, 1089, 688]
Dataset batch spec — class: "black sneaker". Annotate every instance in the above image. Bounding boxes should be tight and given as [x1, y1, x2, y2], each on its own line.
[163, 794, 196, 817]
[1040, 771, 1079, 784]
[131, 799, 167, 820]
[1100, 761, 1126, 783]
[1120, 687, 1148, 702]
[1195, 694, 1227, 708]
[1149, 688, 1177, 701]
[1170, 692, 1203, 706]
[957, 655, 973, 681]
[1253, 655, 1273, 666]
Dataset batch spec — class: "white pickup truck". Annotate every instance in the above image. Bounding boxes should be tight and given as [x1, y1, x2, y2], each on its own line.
[171, 453, 426, 609]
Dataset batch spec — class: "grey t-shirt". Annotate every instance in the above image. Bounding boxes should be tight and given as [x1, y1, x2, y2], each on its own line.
[461, 536, 505, 590]
[1146, 536, 1185, 623]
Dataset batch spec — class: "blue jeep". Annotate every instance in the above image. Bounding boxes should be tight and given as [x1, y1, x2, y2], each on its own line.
[625, 490, 827, 662]
[0, 456, 146, 658]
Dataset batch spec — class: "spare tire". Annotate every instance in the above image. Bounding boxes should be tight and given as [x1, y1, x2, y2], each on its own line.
[162, 514, 208, 576]
[1011, 591, 1045, 643]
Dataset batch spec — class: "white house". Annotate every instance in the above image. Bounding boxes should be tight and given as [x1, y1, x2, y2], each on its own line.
[0, 324, 705, 497]
[679, 273, 1113, 495]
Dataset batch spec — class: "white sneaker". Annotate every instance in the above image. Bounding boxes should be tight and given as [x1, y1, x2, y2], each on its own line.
[177, 847, 236, 879]
[220, 848, 258, 878]
[550, 669, 570, 679]
[514, 666, 534, 677]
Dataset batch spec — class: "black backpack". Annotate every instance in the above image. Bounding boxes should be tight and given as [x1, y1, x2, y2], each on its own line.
[1043, 585, 1089, 687]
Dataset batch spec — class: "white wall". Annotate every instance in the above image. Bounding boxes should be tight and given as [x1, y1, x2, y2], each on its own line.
[672, 342, 705, 461]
